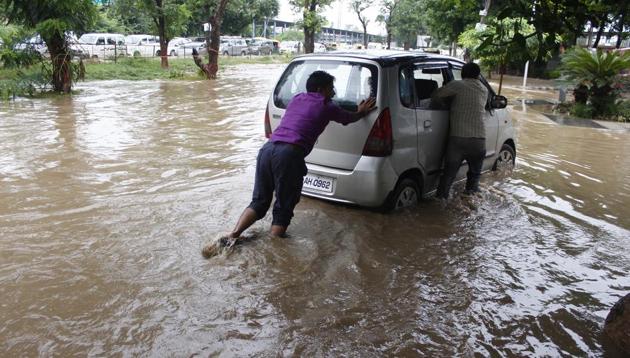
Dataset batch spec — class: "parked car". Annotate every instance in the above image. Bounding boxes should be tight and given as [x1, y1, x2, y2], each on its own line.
[313, 42, 327, 53]
[221, 38, 249, 56]
[279, 41, 302, 54]
[168, 37, 192, 56]
[14, 34, 48, 56]
[71, 33, 127, 59]
[265, 51, 515, 210]
[175, 37, 206, 57]
[248, 38, 275, 55]
[125, 34, 159, 57]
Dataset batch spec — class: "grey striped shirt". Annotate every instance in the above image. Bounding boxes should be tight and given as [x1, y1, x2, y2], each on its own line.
[432, 78, 488, 138]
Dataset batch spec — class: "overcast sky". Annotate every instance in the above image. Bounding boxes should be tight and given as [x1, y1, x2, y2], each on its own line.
[276, 0, 387, 35]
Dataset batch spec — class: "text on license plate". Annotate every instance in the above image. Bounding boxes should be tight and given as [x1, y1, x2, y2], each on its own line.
[303, 174, 334, 193]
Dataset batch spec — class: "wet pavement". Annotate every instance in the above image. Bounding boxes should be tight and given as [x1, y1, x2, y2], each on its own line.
[1, 65, 629, 356]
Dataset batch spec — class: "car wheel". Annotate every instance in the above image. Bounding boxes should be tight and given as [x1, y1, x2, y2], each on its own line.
[493, 143, 516, 171]
[223, 51, 229, 56]
[156, 50, 161, 57]
[170, 50, 176, 57]
[241, 50, 247, 56]
[383, 178, 420, 212]
[91, 54, 98, 59]
[133, 50, 141, 58]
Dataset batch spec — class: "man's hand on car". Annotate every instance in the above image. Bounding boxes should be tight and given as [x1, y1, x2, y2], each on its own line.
[358, 97, 377, 116]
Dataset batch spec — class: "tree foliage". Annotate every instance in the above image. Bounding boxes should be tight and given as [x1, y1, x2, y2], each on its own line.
[289, 0, 332, 53]
[389, 0, 424, 49]
[421, 0, 478, 52]
[350, 0, 372, 48]
[0, 0, 97, 92]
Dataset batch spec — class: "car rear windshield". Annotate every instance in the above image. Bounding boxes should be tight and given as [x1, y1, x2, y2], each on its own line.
[274, 60, 378, 112]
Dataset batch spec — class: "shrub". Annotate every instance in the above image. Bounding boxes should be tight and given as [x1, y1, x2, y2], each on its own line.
[570, 102, 595, 118]
[559, 48, 630, 116]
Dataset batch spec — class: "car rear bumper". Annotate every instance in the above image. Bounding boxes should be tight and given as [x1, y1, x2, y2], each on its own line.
[301, 156, 398, 207]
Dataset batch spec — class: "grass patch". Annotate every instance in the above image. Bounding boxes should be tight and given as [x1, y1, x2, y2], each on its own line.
[82, 55, 291, 81]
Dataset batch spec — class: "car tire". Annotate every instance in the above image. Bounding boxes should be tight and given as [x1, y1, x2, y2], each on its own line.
[170, 50, 176, 57]
[492, 143, 516, 171]
[241, 50, 247, 56]
[133, 50, 141, 58]
[156, 50, 161, 57]
[223, 51, 229, 56]
[383, 178, 420, 212]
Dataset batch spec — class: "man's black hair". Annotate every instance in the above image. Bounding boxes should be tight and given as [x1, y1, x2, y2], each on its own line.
[306, 70, 335, 92]
[461, 62, 481, 79]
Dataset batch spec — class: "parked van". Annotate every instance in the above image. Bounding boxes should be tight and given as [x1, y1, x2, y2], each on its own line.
[221, 38, 249, 56]
[125, 34, 160, 57]
[266, 51, 515, 210]
[72, 33, 127, 59]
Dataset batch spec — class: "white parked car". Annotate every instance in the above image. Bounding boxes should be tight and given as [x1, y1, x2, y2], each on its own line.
[279, 41, 302, 54]
[125, 34, 160, 57]
[71, 33, 127, 59]
[313, 42, 327, 53]
[168, 37, 192, 56]
[265, 51, 516, 210]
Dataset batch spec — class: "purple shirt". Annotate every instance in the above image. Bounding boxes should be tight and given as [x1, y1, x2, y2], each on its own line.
[270, 92, 357, 155]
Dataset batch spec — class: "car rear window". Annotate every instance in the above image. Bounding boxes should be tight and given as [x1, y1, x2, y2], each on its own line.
[274, 60, 378, 111]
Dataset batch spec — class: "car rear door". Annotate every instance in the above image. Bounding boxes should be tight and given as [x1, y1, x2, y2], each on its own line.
[269, 58, 380, 170]
[410, 62, 450, 184]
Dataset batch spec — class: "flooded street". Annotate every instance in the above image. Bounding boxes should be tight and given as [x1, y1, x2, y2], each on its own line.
[1, 65, 629, 356]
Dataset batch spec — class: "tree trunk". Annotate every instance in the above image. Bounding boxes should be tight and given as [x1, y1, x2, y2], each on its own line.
[616, 10, 626, 48]
[362, 24, 368, 48]
[202, 0, 230, 79]
[386, 27, 391, 49]
[302, 1, 317, 54]
[593, 20, 605, 48]
[44, 32, 72, 93]
[304, 27, 314, 53]
[158, 15, 169, 68]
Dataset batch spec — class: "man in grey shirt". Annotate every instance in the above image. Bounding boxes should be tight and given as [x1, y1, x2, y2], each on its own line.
[432, 62, 488, 199]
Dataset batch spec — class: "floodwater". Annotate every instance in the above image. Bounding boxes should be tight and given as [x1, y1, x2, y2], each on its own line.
[1, 65, 629, 357]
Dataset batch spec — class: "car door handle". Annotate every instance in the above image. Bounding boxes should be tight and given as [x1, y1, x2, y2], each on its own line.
[423, 120, 432, 128]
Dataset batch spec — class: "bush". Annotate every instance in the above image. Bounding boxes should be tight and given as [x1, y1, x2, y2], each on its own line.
[617, 101, 630, 122]
[559, 48, 630, 116]
[570, 102, 595, 118]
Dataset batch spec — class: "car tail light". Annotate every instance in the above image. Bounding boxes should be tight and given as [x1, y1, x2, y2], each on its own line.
[264, 103, 272, 138]
[362, 108, 393, 157]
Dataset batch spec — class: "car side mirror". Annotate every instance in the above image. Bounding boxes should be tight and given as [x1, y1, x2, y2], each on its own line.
[491, 95, 508, 109]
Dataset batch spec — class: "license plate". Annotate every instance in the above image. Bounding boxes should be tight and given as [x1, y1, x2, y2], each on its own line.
[303, 173, 334, 193]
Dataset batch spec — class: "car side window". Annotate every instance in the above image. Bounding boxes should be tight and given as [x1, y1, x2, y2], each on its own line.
[412, 65, 448, 109]
[96, 37, 105, 45]
[451, 67, 462, 81]
[399, 67, 414, 108]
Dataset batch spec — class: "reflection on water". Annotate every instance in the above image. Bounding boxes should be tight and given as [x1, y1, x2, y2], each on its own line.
[1, 66, 629, 356]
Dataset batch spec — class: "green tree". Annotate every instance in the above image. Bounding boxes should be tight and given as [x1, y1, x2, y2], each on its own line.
[92, 4, 128, 33]
[421, 0, 479, 55]
[350, 0, 372, 48]
[0, 0, 97, 93]
[108, 0, 154, 34]
[389, 0, 424, 50]
[375, 0, 398, 49]
[138, 0, 191, 68]
[290, 0, 333, 53]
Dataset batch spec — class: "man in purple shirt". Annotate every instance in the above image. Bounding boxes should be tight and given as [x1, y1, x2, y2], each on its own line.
[203, 71, 376, 257]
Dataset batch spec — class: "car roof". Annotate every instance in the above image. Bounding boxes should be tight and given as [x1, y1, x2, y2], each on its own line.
[293, 50, 464, 67]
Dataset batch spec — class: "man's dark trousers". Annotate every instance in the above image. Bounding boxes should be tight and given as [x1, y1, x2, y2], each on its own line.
[436, 136, 486, 199]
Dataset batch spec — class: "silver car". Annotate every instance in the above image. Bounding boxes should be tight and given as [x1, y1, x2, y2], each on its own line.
[265, 51, 516, 210]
